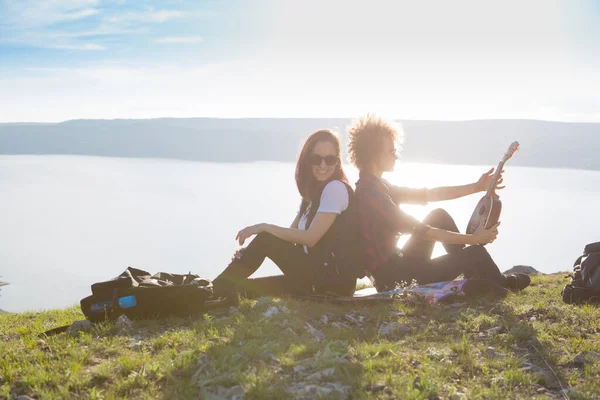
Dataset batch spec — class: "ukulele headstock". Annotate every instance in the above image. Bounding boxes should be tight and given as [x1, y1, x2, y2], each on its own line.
[502, 141, 520, 162]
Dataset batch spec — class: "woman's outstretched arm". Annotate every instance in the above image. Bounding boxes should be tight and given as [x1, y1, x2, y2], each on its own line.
[391, 168, 505, 203]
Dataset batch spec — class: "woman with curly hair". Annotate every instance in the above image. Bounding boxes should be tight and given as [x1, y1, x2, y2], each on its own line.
[348, 114, 530, 293]
[212, 129, 358, 302]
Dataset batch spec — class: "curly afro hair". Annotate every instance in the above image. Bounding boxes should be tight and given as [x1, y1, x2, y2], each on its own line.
[347, 114, 404, 170]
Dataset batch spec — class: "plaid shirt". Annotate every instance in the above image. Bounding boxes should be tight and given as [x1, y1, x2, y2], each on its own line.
[355, 171, 430, 273]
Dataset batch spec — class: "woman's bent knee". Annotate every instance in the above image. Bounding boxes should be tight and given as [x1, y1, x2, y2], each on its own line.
[426, 208, 451, 219]
[251, 232, 277, 246]
[424, 208, 454, 227]
[465, 244, 492, 259]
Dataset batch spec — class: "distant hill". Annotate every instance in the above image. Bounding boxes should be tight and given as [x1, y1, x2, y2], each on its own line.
[1, 118, 598, 170]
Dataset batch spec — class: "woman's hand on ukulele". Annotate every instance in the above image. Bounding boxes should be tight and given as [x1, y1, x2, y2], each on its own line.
[473, 220, 500, 244]
[236, 223, 266, 246]
[477, 168, 505, 198]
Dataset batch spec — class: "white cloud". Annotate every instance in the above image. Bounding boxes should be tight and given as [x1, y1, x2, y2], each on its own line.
[156, 36, 202, 44]
[1, 0, 100, 28]
[0, 2, 189, 51]
[49, 26, 146, 38]
[150, 10, 184, 22]
[51, 43, 105, 50]
[107, 9, 185, 24]
[57, 7, 99, 22]
[0, 0, 104, 50]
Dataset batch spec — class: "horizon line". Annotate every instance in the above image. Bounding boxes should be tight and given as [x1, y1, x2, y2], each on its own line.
[2, 116, 600, 125]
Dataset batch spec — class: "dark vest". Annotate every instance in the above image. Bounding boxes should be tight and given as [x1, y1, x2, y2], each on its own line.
[300, 182, 364, 292]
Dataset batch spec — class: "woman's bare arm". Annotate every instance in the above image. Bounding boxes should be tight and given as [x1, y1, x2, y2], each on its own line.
[421, 221, 500, 245]
[390, 168, 505, 203]
[263, 212, 338, 247]
[390, 183, 479, 204]
[424, 183, 480, 202]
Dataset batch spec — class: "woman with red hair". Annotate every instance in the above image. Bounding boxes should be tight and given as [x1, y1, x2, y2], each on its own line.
[212, 129, 357, 301]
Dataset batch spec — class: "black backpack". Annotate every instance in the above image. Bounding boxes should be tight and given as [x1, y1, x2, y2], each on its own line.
[562, 242, 600, 305]
[80, 267, 215, 322]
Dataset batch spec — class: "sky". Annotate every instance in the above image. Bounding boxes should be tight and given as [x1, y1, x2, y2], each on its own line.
[0, 0, 599, 123]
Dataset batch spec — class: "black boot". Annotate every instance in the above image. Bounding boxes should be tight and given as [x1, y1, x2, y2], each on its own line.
[212, 263, 253, 305]
[505, 273, 531, 292]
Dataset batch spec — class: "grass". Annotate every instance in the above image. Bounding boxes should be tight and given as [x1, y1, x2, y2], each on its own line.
[1, 274, 600, 399]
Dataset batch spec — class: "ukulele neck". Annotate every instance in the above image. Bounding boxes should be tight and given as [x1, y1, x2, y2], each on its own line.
[486, 160, 505, 197]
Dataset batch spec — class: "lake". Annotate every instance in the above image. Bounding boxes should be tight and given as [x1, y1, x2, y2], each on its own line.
[1, 155, 598, 312]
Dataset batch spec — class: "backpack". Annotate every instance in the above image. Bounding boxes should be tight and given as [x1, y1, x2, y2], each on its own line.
[80, 267, 215, 322]
[561, 242, 600, 305]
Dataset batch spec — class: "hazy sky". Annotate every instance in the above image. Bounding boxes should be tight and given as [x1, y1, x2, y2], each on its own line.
[1, 0, 599, 122]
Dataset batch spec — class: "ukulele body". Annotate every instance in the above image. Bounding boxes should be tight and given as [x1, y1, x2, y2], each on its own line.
[464, 141, 518, 238]
[466, 195, 502, 235]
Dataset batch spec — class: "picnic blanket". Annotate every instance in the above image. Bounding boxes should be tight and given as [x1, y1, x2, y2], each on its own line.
[290, 278, 508, 304]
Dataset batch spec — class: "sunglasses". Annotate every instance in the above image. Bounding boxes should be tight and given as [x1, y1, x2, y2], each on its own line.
[308, 154, 339, 166]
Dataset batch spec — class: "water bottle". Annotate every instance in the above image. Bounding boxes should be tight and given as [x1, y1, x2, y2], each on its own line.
[118, 295, 137, 309]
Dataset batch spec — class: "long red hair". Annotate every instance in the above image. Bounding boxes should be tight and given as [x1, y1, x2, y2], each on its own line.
[295, 129, 350, 204]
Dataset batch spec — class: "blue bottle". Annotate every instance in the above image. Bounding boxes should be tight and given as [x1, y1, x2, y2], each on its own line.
[118, 295, 137, 309]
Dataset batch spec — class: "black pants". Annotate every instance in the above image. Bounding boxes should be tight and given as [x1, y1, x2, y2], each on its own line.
[213, 232, 356, 297]
[373, 208, 508, 292]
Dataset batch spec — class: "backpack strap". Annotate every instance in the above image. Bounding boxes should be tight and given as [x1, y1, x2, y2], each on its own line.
[39, 325, 70, 338]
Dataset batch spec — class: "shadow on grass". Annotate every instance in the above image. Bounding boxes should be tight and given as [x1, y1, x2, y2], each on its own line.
[41, 286, 570, 399]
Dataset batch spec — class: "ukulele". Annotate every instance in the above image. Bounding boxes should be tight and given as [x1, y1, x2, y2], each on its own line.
[466, 141, 520, 236]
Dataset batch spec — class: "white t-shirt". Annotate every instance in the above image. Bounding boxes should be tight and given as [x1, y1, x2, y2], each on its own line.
[297, 180, 349, 253]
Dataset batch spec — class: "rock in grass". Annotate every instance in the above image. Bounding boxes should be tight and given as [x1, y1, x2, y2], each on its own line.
[10, 380, 29, 398]
[503, 265, 542, 275]
[116, 314, 134, 333]
[304, 322, 325, 341]
[486, 326, 503, 334]
[289, 382, 350, 400]
[520, 362, 561, 389]
[485, 347, 507, 358]
[263, 306, 280, 318]
[363, 384, 390, 393]
[573, 351, 600, 367]
[412, 376, 421, 389]
[378, 322, 411, 337]
[344, 314, 359, 324]
[294, 365, 307, 373]
[306, 368, 334, 381]
[202, 385, 244, 400]
[66, 320, 92, 337]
